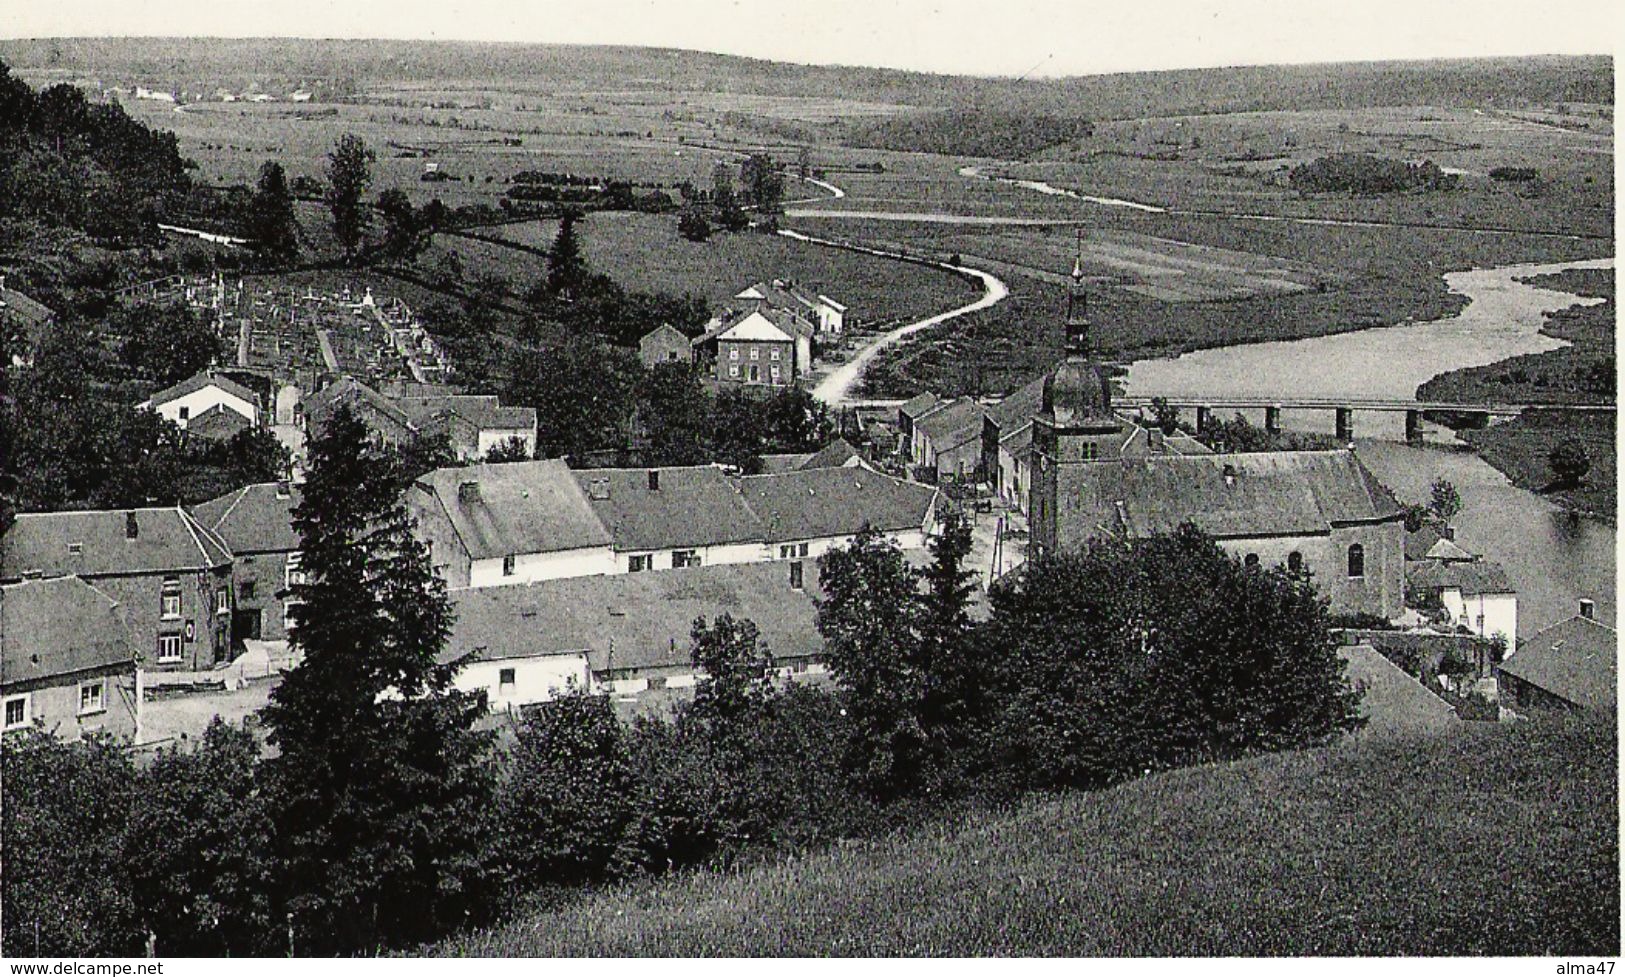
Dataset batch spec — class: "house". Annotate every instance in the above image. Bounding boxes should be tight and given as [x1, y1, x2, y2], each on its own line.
[1, 507, 236, 671]
[693, 308, 814, 388]
[1407, 556, 1517, 649]
[407, 459, 616, 589]
[736, 466, 940, 561]
[301, 376, 417, 447]
[1496, 600, 1616, 711]
[1, 576, 142, 742]
[1, 276, 57, 367]
[758, 438, 868, 475]
[393, 394, 539, 461]
[908, 397, 988, 483]
[896, 392, 940, 451]
[191, 482, 302, 642]
[139, 370, 260, 431]
[304, 377, 537, 461]
[185, 403, 254, 442]
[443, 559, 827, 706]
[573, 466, 767, 572]
[735, 280, 847, 334]
[637, 323, 693, 369]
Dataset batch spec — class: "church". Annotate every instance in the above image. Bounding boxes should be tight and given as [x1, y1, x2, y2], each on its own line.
[1025, 243, 1407, 621]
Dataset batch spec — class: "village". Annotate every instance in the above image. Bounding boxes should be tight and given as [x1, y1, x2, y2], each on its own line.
[0, 27, 1616, 962]
[4, 250, 1610, 750]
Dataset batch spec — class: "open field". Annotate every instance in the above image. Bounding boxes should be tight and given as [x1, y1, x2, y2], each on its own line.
[447, 212, 978, 324]
[435, 714, 1617, 956]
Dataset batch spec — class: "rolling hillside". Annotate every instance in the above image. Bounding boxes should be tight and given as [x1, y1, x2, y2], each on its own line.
[436, 715, 1618, 956]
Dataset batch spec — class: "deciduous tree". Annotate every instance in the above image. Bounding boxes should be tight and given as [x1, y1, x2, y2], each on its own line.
[325, 133, 375, 261]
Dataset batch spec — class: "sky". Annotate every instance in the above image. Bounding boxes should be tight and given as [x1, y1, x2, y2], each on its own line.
[4, 0, 1617, 77]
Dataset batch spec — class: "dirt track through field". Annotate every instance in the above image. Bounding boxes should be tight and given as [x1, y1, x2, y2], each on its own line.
[776, 228, 1009, 405]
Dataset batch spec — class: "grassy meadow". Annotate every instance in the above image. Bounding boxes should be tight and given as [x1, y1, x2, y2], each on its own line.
[435, 715, 1618, 957]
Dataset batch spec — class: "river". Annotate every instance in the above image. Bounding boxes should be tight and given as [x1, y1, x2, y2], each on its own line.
[1122, 257, 1616, 634]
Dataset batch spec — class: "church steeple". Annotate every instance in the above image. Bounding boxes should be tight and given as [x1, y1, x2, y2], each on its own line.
[1041, 229, 1113, 427]
[1064, 228, 1089, 355]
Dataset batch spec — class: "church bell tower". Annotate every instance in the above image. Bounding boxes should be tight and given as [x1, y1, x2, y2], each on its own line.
[1030, 230, 1125, 559]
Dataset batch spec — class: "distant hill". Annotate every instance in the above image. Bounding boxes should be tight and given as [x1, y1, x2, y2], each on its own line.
[0, 38, 1610, 120]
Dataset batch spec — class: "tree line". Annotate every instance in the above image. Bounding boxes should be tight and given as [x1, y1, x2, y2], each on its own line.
[1, 402, 1363, 956]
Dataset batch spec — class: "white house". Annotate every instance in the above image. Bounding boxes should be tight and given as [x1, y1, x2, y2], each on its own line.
[735, 280, 846, 335]
[736, 466, 940, 561]
[139, 371, 259, 431]
[573, 466, 769, 572]
[1408, 558, 1518, 650]
[407, 459, 616, 590]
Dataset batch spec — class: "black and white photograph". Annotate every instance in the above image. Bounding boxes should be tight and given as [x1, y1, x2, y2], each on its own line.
[0, 0, 1617, 964]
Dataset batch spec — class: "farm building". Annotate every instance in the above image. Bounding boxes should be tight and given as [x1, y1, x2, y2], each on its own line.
[735, 279, 847, 334]
[637, 322, 693, 368]
[1406, 557, 1518, 650]
[907, 397, 988, 483]
[692, 308, 814, 388]
[139, 370, 260, 431]
[573, 465, 767, 573]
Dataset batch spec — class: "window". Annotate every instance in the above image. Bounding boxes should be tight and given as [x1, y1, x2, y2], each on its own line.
[779, 544, 795, 559]
[1347, 543, 1365, 579]
[629, 554, 653, 573]
[178, 406, 190, 421]
[498, 668, 516, 689]
[160, 577, 182, 619]
[646, 676, 668, 691]
[1287, 551, 1304, 575]
[770, 365, 781, 380]
[1244, 553, 1260, 570]
[798, 542, 809, 558]
[667, 351, 679, 361]
[789, 560, 805, 590]
[156, 634, 184, 663]
[729, 364, 740, 377]
[749, 365, 759, 382]
[502, 554, 516, 577]
[285, 552, 306, 588]
[770, 349, 781, 361]
[79, 681, 106, 716]
[216, 588, 231, 614]
[672, 550, 701, 569]
[750, 348, 759, 360]
[3, 694, 29, 730]
[1080, 442, 1098, 461]
[240, 580, 257, 600]
[729, 348, 739, 361]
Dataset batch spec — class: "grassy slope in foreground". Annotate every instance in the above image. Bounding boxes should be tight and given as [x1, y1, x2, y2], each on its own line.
[438, 716, 1618, 957]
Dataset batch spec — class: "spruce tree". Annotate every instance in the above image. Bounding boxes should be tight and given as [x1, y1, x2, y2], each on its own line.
[260, 403, 495, 954]
[249, 161, 300, 265]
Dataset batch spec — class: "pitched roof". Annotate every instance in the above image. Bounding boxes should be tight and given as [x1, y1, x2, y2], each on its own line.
[0, 285, 57, 327]
[1062, 450, 1405, 541]
[1, 506, 234, 579]
[191, 482, 301, 554]
[1404, 523, 1447, 560]
[393, 394, 537, 433]
[987, 373, 1050, 431]
[1338, 644, 1459, 738]
[1, 577, 137, 685]
[1406, 558, 1515, 596]
[736, 280, 839, 314]
[756, 452, 815, 474]
[912, 398, 988, 450]
[1498, 614, 1617, 710]
[716, 308, 809, 343]
[638, 322, 690, 349]
[1423, 537, 1475, 562]
[572, 466, 766, 552]
[736, 467, 938, 543]
[186, 403, 253, 440]
[413, 459, 611, 561]
[143, 370, 258, 411]
[304, 376, 413, 432]
[899, 392, 940, 420]
[444, 560, 825, 673]
[799, 438, 862, 471]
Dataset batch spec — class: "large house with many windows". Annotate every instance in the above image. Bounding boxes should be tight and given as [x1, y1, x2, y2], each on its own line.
[191, 481, 304, 642]
[1, 576, 142, 741]
[1, 507, 236, 671]
[691, 308, 814, 388]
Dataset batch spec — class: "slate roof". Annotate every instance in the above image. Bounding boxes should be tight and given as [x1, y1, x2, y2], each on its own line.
[913, 398, 988, 451]
[192, 482, 301, 554]
[186, 403, 253, 440]
[1, 507, 234, 580]
[1498, 614, 1617, 710]
[303, 376, 413, 432]
[1339, 644, 1459, 738]
[737, 280, 843, 314]
[0, 284, 57, 327]
[986, 373, 1050, 432]
[736, 467, 938, 543]
[898, 392, 940, 420]
[1063, 450, 1405, 541]
[572, 466, 766, 552]
[413, 459, 611, 561]
[1406, 558, 1514, 596]
[142, 371, 258, 411]
[756, 452, 815, 474]
[1404, 523, 1447, 561]
[799, 438, 862, 471]
[1423, 537, 1475, 562]
[444, 560, 825, 673]
[1, 577, 137, 686]
[393, 395, 537, 432]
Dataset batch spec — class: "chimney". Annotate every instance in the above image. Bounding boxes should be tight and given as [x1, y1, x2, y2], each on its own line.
[1579, 599, 1595, 620]
[647, 469, 660, 491]
[588, 478, 610, 501]
[457, 480, 481, 506]
[1150, 427, 1165, 452]
[125, 511, 139, 539]
[275, 480, 291, 499]
[1441, 525, 1455, 541]
[1222, 463, 1237, 487]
